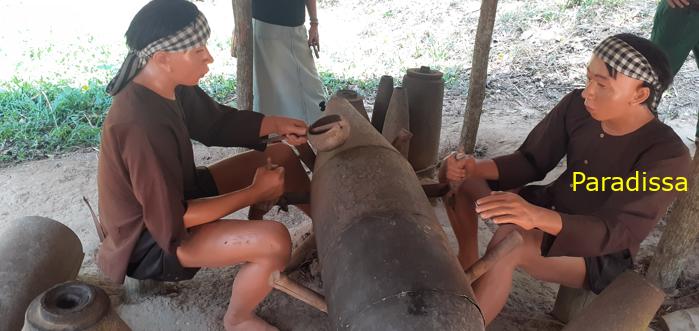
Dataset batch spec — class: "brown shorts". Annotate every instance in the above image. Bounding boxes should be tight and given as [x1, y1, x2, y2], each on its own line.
[126, 166, 219, 282]
[582, 250, 633, 294]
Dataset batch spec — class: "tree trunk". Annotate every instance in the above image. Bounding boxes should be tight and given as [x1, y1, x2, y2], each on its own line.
[646, 151, 699, 290]
[459, 0, 499, 154]
[232, 0, 253, 111]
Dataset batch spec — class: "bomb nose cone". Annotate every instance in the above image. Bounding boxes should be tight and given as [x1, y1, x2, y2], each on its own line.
[308, 114, 350, 152]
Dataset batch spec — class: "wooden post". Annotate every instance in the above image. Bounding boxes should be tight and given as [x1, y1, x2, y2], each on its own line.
[646, 151, 699, 290]
[459, 0, 499, 154]
[232, 0, 253, 110]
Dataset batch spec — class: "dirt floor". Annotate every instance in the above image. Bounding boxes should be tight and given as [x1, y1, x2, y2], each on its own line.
[1, 92, 697, 330]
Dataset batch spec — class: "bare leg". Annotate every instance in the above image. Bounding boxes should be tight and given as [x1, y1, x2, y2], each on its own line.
[208, 143, 311, 196]
[176, 220, 292, 331]
[472, 224, 586, 325]
[446, 177, 492, 270]
[208, 143, 311, 219]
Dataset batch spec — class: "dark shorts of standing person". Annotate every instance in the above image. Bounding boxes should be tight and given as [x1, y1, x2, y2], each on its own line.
[126, 166, 219, 282]
[517, 185, 634, 294]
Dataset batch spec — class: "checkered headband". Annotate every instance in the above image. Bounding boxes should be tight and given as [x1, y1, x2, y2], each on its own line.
[592, 36, 662, 112]
[106, 12, 211, 96]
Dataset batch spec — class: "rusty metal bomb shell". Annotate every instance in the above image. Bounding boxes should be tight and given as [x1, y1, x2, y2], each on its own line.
[311, 97, 484, 330]
[334, 89, 370, 121]
[23, 281, 130, 331]
[563, 271, 665, 331]
[381, 87, 411, 158]
[0, 216, 84, 331]
[402, 66, 444, 177]
[371, 75, 394, 132]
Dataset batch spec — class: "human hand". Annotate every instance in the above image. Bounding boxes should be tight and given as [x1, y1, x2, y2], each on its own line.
[251, 158, 285, 203]
[475, 191, 541, 230]
[444, 151, 476, 182]
[308, 24, 320, 51]
[667, 0, 690, 8]
[271, 116, 308, 145]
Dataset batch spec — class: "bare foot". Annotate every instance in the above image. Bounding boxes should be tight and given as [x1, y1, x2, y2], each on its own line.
[224, 314, 279, 331]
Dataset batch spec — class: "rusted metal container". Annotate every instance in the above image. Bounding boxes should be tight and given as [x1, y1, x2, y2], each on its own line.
[0, 216, 84, 331]
[310, 97, 484, 330]
[563, 271, 665, 331]
[402, 66, 444, 177]
[334, 89, 369, 121]
[370, 75, 394, 132]
[23, 281, 130, 331]
[551, 286, 597, 323]
[381, 86, 412, 158]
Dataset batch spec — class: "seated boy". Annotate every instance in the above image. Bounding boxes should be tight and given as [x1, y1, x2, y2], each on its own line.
[97, 1, 311, 330]
[440, 33, 691, 325]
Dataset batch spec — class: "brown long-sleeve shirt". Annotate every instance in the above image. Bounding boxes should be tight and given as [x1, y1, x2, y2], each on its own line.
[490, 89, 690, 258]
[97, 83, 265, 283]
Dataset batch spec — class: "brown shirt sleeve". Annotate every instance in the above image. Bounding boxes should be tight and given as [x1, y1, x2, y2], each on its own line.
[545, 141, 690, 257]
[118, 122, 187, 255]
[490, 91, 575, 190]
[177, 86, 266, 150]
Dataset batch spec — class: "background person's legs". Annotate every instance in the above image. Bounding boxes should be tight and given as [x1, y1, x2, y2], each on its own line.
[650, 1, 699, 137]
[252, 19, 325, 124]
[207, 143, 312, 216]
[177, 219, 292, 331]
[472, 224, 586, 325]
[650, 1, 698, 74]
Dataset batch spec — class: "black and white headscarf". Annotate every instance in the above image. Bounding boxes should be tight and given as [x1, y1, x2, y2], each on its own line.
[106, 12, 211, 96]
[593, 36, 663, 112]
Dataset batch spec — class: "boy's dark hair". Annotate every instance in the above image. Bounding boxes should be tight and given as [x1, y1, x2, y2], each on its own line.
[125, 0, 199, 50]
[603, 33, 673, 110]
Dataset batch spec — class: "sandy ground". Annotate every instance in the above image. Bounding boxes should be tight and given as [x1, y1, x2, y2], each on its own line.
[1, 93, 698, 330]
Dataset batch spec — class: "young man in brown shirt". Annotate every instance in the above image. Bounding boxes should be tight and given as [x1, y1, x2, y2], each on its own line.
[98, 1, 310, 330]
[441, 34, 691, 325]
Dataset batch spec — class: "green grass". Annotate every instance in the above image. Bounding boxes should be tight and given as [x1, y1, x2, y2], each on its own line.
[319, 71, 380, 97]
[199, 74, 237, 105]
[0, 72, 382, 165]
[564, 0, 625, 8]
[1, 0, 662, 165]
[0, 79, 110, 164]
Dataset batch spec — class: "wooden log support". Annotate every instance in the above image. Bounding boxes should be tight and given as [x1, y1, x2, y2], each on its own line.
[232, 0, 253, 110]
[270, 271, 327, 313]
[459, 0, 499, 154]
[647, 151, 699, 290]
